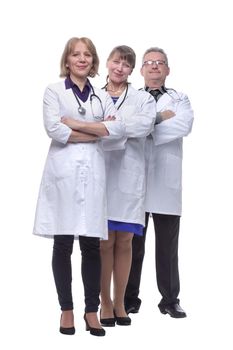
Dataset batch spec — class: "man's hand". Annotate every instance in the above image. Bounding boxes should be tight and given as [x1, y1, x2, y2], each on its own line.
[160, 110, 175, 120]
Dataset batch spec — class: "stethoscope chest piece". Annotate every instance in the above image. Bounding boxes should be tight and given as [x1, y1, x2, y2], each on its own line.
[78, 106, 86, 115]
[72, 89, 86, 115]
[72, 83, 104, 119]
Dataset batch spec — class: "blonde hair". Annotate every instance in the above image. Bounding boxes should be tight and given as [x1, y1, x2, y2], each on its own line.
[60, 37, 99, 78]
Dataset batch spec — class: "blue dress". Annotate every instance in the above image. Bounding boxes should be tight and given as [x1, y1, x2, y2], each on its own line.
[107, 95, 144, 237]
[108, 220, 144, 236]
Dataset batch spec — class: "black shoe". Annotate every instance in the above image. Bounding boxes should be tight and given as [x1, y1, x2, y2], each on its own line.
[59, 326, 75, 335]
[126, 305, 140, 314]
[100, 317, 116, 327]
[159, 303, 187, 318]
[59, 314, 75, 335]
[84, 314, 106, 336]
[125, 298, 141, 314]
[125, 299, 141, 314]
[100, 309, 116, 327]
[114, 311, 131, 326]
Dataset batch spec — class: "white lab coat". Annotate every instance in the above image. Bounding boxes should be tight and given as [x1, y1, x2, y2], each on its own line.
[145, 89, 194, 215]
[103, 85, 156, 226]
[33, 80, 125, 239]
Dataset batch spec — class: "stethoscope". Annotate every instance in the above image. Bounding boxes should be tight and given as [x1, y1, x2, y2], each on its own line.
[72, 84, 104, 120]
[165, 88, 183, 102]
[103, 82, 129, 110]
[145, 86, 182, 103]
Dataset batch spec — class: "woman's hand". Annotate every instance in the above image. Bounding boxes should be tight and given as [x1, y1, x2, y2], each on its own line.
[68, 130, 99, 143]
[104, 115, 116, 121]
[61, 116, 109, 137]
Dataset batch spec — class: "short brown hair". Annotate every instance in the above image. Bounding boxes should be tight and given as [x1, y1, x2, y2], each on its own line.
[107, 45, 136, 69]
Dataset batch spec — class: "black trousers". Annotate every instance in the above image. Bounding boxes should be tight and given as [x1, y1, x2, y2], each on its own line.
[52, 235, 101, 313]
[125, 212, 180, 307]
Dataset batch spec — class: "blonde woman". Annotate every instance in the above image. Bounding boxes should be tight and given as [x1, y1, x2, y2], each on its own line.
[33, 37, 125, 336]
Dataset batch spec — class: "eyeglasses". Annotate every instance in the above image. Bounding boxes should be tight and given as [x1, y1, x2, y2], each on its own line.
[143, 60, 167, 67]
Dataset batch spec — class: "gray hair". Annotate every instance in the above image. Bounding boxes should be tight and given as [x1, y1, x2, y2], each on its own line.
[142, 47, 169, 66]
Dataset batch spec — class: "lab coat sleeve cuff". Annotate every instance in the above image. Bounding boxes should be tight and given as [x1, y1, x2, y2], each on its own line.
[155, 112, 163, 124]
[102, 120, 126, 138]
[45, 122, 72, 144]
[101, 136, 127, 151]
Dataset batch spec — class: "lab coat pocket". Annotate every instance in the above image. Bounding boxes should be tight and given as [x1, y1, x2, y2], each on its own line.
[46, 152, 74, 182]
[165, 154, 182, 190]
[118, 156, 144, 196]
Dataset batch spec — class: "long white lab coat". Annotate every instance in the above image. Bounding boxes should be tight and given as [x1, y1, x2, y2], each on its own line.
[145, 89, 194, 215]
[33, 80, 125, 239]
[103, 85, 156, 226]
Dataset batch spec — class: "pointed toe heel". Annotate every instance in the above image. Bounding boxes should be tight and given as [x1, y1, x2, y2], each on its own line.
[114, 311, 131, 326]
[100, 317, 116, 327]
[100, 309, 116, 327]
[59, 326, 75, 335]
[84, 314, 106, 336]
[59, 313, 75, 335]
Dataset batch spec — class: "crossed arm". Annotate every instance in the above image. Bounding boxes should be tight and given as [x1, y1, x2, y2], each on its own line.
[67, 130, 99, 143]
[156, 110, 175, 124]
[63, 110, 174, 143]
[62, 116, 115, 143]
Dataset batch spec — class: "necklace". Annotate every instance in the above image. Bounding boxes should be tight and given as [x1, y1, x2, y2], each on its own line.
[106, 83, 127, 94]
[114, 84, 129, 110]
[103, 82, 129, 110]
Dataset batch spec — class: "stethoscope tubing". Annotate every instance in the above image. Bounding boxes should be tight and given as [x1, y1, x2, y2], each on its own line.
[72, 84, 104, 119]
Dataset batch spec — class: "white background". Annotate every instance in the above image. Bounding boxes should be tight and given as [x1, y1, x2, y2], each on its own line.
[1, 0, 233, 349]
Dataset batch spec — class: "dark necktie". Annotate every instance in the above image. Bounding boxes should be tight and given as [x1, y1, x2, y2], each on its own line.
[149, 89, 163, 101]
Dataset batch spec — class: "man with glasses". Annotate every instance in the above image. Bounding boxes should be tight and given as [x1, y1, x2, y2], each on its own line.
[125, 47, 194, 318]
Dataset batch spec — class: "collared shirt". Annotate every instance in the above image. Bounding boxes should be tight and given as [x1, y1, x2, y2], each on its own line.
[65, 76, 91, 102]
[146, 86, 167, 102]
[145, 86, 167, 124]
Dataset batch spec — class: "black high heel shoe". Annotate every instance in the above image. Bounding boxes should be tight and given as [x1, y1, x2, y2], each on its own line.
[60, 326, 75, 335]
[59, 315, 75, 335]
[114, 310, 131, 326]
[100, 309, 116, 327]
[84, 314, 106, 336]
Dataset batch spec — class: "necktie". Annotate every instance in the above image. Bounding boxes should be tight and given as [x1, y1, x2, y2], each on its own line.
[149, 89, 163, 101]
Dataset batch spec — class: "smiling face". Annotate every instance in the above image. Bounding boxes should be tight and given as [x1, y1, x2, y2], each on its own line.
[107, 52, 133, 85]
[66, 41, 94, 81]
[140, 51, 170, 88]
